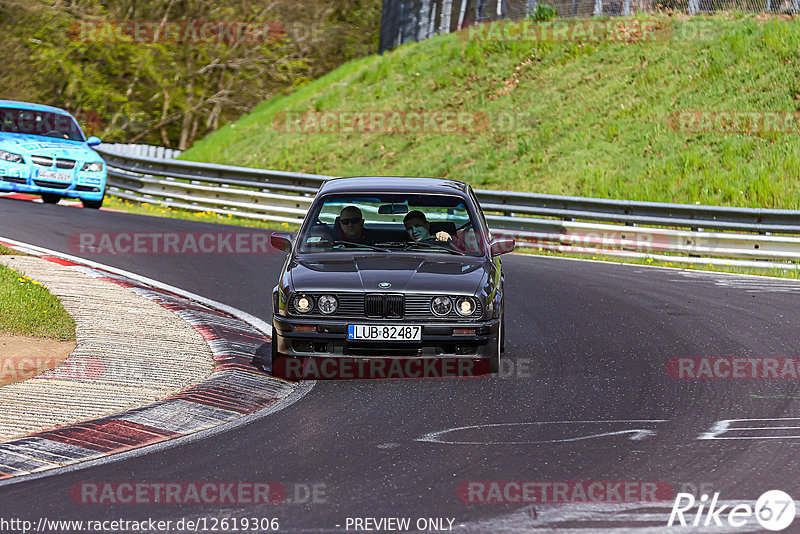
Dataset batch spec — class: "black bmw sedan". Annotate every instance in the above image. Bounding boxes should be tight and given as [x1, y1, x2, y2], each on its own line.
[261, 176, 515, 379]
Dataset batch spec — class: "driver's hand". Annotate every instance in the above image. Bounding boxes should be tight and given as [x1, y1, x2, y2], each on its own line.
[435, 231, 451, 242]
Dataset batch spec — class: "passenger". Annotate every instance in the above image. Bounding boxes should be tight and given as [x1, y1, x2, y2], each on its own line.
[403, 210, 482, 252]
[335, 206, 373, 244]
[403, 211, 451, 242]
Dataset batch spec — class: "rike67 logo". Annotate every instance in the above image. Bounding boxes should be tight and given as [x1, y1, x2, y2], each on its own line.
[668, 490, 796, 531]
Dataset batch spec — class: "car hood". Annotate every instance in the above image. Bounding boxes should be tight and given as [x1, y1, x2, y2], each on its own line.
[288, 254, 489, 295]
[0, 133, 98, 160]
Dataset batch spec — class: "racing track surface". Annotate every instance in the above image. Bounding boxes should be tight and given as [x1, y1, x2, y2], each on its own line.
[2, 197, 800, 533]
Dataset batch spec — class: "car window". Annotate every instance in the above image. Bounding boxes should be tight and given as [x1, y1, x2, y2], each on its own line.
[298, 193, 486, 256]
[467, 185, 491, 238]
[0, 107, 85, 141]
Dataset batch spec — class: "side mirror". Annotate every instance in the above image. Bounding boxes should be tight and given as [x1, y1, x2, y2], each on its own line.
[270, 232, 293, 254]
[490, 236, 515, 256]
[86, 136, 102, 146]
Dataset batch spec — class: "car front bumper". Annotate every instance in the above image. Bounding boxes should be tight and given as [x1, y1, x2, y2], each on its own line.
[271, 315, 499, 378]
[0, 168, 106, 201]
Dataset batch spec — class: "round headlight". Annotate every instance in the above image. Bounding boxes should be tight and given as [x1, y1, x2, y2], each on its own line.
[317, 295, 338, 315]
[431, 296, 453, 316]
[294, 294, 313, 313]
[456, 297, 475, 316]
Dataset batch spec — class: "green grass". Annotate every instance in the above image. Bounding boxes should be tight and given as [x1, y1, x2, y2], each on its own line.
[180, 13, 800, 209]
[0, 264, 76, 340]
[0, 245, 15, 255]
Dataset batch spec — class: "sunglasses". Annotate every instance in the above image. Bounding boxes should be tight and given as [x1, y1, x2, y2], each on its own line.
[340, 217, 363, 225]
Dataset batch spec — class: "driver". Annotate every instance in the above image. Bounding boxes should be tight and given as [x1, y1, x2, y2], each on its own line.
[403, 211, 451, 242]
[335, 206, 373, 244]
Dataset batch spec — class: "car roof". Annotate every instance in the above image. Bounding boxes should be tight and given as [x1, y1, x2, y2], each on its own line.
[0, 100, 73, 116]
[318, 176, 472, 196]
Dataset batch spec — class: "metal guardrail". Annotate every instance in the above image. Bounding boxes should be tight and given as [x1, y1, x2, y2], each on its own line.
[100, 143, 183, 160]
[95, 143, 800, 265]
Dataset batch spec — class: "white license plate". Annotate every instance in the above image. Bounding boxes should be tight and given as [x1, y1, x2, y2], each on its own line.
[38, 170, 71, 182]
[348, 324, 421, 341]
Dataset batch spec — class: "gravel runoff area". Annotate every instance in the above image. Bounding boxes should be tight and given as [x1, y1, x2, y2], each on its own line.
[0, 255, 214, 441]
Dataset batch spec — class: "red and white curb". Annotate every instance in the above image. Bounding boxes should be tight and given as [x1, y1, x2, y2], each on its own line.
[0, 238, 297, 480]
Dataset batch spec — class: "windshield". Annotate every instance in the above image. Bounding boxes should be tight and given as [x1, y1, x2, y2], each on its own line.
[298, 193, 486, 256]
[0, 107, 85, 141]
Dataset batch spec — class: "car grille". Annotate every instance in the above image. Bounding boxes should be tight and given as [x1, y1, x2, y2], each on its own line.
[31, 156, 53, 167]
[0, 176, 26, 184]
[385, 295, 404, 318]
[33, 179, 70, 189]
[363, 294, 405, 318]
[289, 293, 481, 320]
[365, 294, 385, 318]
[56, 159, 76, 169]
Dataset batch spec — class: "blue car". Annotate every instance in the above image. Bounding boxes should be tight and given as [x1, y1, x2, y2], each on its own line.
[0, 100, 107, 208]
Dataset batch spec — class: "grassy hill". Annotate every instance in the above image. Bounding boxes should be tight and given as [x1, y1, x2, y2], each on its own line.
[181, 13, 800, 209]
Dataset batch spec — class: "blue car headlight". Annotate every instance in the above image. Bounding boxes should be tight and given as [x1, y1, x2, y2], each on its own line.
[0, 150, 24, 164]
[81, 161, 104, 172]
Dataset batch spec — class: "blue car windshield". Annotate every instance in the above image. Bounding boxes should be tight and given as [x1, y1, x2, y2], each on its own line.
[298, 193, 486, 256]
[0, 107, 85, 141]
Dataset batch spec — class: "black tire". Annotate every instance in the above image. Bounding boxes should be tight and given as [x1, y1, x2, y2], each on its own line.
[82, 197, 104, 209]
[490, 315, 502, 374]
[500, 307, 506, 353]
[270, 326, 286, 378]
[41, 193, 60, 204]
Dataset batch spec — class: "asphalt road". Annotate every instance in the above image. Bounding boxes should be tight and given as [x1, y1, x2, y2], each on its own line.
[2, 197, 800, 533]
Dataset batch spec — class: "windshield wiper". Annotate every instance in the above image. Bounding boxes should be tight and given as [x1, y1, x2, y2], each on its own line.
[401, 241, 466, 255]
[329, 240, 392, 253]
[373, 241, 408, 248]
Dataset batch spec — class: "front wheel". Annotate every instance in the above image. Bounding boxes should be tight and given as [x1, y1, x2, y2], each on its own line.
[490, 315, 502, 373]
[82, 197, 104, 209]
[500, 307, 505, 353]
[41, 193, 60, 204]
[270, 326, 286, 378]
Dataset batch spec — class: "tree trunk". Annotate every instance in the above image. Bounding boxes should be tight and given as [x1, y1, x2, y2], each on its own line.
[440, 0, 452, 33]
[178, 79, 194, 151]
